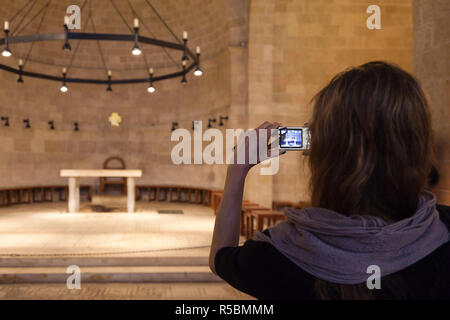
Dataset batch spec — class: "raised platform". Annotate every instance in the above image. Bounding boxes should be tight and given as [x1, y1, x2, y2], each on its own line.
[0, 282, 253, 300]
[0, 256, 220, 284]
[91, 195, 127, 209]
[0, 202, 247, 288]
[0, 202, 215, 256]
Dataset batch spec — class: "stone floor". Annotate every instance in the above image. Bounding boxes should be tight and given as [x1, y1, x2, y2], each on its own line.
[0, 283, 254, 300]
[0, 202, 252, 300]
[0, 202, 216, 256]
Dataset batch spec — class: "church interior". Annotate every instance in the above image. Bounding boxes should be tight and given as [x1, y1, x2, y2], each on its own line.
[0, 0, 448, 300]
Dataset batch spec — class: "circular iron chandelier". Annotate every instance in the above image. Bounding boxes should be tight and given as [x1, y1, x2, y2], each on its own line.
[0, 0, 203, 93]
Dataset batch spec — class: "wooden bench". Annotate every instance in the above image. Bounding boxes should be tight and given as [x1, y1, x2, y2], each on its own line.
[272, 200, 294, 210]
[291, 201, 311, 209]
[272, 200, 311, 210]
[0, 185, 92, 207]
[135, 185, 215, 207]
[241, 203, 268, 236]
[212, 191, 224, 215]
[246, 210, 285, 239]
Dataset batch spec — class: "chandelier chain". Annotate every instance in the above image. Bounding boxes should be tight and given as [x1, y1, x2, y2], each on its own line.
[144, 0, 182, 44]
[66, 0, 91, 75]
[126, 0, 151, 71]
[110, 0, 133, 33]
[88, 0, 109, 75]
[12, 0, 42, 37]
[8, 0, 34, 23]
[24, 0, 52, 68]
[128, 0, 179, 68]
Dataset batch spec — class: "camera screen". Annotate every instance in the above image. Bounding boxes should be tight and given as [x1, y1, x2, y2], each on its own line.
[279, 128, 303, 148]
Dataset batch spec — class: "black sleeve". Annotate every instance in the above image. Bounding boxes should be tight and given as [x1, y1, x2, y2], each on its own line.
[214, 241, 267, 298]
[214, 233, 316, 300]
[437, 204, 450, 230]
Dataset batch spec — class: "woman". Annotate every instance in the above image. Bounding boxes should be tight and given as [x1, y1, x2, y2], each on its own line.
[209, 61, 450, 300]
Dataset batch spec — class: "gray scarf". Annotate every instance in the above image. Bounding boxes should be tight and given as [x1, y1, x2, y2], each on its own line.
[253, 191, 449, 284]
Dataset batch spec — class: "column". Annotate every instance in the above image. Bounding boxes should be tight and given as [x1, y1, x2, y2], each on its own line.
[68, 177, 80, 213]
[244, 0, 275, 208]
[127, 177, 135, 213]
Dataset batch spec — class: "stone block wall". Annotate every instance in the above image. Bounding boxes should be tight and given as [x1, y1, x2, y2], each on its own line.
[413, 0, 450, 204]
[245, 0, 415, 207]
[0, 0, 243, 192]
[1, 0, 448, 208]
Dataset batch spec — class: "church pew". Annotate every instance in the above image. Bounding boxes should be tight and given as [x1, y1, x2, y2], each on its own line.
[272, 200, 294, 210]
[246, 210, 286, 239]
[272, 200, 311, 211]
[212, 191, 224, 215]
[0, 185, 92, 207]
[135, 185, 218, 207]
[241, 204, 269, 237]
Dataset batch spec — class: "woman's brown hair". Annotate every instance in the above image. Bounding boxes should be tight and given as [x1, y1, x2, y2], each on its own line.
[308, 61, 433, 299]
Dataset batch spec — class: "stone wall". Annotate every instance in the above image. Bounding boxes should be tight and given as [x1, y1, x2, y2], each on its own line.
[0, 0, 246, 192]
[2, 0, 447, 207]
[245, 0, 415, 207]
[413, 0, 450, 204]
[0, 52, 231, 190]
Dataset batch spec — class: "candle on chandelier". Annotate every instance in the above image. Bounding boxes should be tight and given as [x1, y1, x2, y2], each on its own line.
[196, 46, 200, 54]
[134, 18, 139, 29]
[4, 21, 9, 31]
[18, 59, 23, 66]
[64, 16, 69, 26]
[149, 68, 154, 75]
[62, 67, 67, 74]
[108, 70, 112, 77]
[183, 31, 188, 40]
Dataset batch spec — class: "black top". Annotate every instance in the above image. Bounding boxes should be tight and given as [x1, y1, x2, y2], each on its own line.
[215, 204, 450, 300]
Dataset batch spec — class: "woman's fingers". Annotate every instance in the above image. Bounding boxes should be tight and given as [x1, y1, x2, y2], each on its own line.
[232, 121, 284, 166]
[267, 143, 286, 158]
[254, 122, 283, 163]
[265, 122, 281, 144]
[256, 121, 272, 130]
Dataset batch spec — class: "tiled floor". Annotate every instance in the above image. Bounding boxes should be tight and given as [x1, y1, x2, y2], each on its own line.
[0, 202, 215, 256]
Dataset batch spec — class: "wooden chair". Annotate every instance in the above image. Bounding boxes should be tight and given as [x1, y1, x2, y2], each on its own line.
[99, 157, 127, 195]
[212, 190, 224, 215]
[241, 203, 267, 236]
[246, 210, 285, 239]
[202, 189, 212, 206]
[272, 200, 294, 210]
[292, 201, 311, 209]
[188, 188, 199, 204]
[0, 189, 8, 206]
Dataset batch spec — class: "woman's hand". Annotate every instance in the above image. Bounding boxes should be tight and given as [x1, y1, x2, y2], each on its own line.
[209, 121, 284, 274]
[229, 121, 283, 175]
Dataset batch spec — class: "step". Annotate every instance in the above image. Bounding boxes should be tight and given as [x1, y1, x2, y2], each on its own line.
[0, 256, 209, 267]
[91, 195, 127, 207]
[0, 266, 222, 283]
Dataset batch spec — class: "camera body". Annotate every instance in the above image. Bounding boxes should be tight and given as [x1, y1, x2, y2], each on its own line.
[279, 126, 310, 151]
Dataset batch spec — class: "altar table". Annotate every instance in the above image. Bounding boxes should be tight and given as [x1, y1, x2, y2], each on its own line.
[60, 169, 142, 213]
